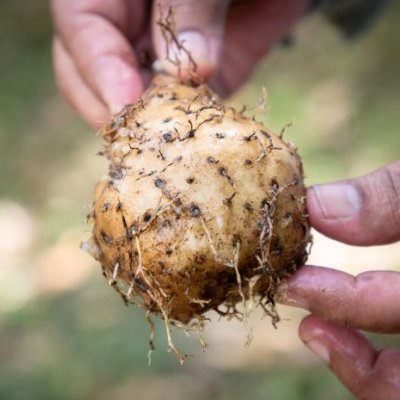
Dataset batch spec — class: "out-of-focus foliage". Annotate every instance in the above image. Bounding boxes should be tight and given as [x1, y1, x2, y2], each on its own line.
[0, 1, 399, 400]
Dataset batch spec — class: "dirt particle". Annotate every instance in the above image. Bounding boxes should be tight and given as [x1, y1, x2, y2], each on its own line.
[215, 132, 226, 139]
[162, 132, 173, 142]
[186, 177, 195, 184]
[244, 202, 254, 212]
[130, 224, 139, 235]
[154, 177, 166, 188]
[244, 159, 253, 166]
[134, 277, 148, 292]
[189, 203, 201, 218]
[271, 178, 279, 191]
[109, 168, 124, 180]
[207, 156, 218, 164]
[143, 213, 152, 222]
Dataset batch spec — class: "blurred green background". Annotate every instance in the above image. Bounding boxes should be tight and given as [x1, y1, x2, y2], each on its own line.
[1, 2, 399, 400]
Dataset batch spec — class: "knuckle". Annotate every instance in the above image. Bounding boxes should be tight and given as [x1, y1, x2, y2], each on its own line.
[364, 162, 400, 237]
[381, 163, 400, 226]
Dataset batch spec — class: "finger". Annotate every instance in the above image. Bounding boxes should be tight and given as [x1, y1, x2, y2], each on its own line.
[209, 0, 310, 96]
[277, 266, 400, 333]
[300, 315, 400, 400]
[152, 0, 231, 79]
[307, 161, 400, 245]
[51, 0, 144, 113]
[53, 37, 109, 129]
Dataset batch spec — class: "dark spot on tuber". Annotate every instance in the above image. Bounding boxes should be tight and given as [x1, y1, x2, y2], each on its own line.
[189, 203, 201, 218]
[271, 178, 279, 191]
[129, 224, 138, 236]
[207, 156, 218, 164]
[109, 168, 124, 180]
[244, 202, 254, 212]
[134, 277, 148, 292]
[143, 213, 152, 222]
[162, 132, 173, 142]
[154, 178, 166, 188]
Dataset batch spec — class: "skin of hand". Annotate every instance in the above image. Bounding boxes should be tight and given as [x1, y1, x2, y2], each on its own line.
[277, 161, 400, 400]
[51, 0, 310, 128]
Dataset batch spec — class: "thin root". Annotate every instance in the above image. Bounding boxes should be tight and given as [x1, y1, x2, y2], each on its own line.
[157, 7, 197, 78]
[159, 306, 187, 364]
[146, 311, 155, 366]
[232, 241, 253, 347]
[200, 217, 227, 266]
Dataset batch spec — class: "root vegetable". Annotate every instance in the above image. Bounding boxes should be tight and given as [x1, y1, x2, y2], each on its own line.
[83, 73, 311, 361]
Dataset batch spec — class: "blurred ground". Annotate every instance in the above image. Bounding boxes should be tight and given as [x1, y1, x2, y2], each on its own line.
[0, 1, 399, 400]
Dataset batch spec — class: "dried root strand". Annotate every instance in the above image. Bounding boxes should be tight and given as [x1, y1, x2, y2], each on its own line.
[279, 121, 293, 139]
[157, 6, 197, 78]
[231, 241, 253, 347]
[159, 306, 187, 364]
[200, 217, 227, 266]
[146, 311, 155, 365]
[258, 297, 280, 328]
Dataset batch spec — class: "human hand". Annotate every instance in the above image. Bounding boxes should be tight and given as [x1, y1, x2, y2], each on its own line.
[51, 0, 310, 128]
[278, 161, 400, 399]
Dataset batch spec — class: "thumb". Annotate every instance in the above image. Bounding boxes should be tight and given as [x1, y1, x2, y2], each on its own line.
[307, 161, 400, 245]
[152, 0, 230, 79]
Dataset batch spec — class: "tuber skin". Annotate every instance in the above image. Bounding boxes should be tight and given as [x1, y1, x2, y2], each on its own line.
[84, 73, 310, 331]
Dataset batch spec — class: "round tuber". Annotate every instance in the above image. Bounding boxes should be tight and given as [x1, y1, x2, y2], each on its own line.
[83, 73, 311, 361]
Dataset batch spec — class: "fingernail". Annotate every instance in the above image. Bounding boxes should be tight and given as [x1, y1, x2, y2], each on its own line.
[177, 30, 212, 65]
[95, 57, 140, 114]
[306, 339, 330, 364]
[275, 281, 308, 309]
[274, 281, 288, 303]
[311, 183, 362, 219]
